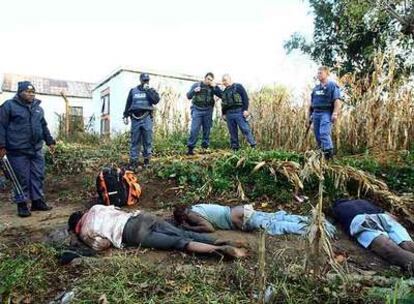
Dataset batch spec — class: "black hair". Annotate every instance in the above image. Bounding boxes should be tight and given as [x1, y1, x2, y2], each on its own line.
[204, 72, 214, 79]
[68, 211, 84, 232]
[173, 204, 190, 224]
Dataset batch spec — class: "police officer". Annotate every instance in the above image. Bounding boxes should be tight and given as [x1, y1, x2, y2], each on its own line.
[123, 73, 160, 168]
[186, 72, 222, 155]
[309, 66, 342, 159]
[0, 81, 55, 217]
[221, 74, 256, 150]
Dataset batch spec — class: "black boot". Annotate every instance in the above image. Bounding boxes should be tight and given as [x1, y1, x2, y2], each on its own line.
[143, 158, 151, 168]
[187, 147, 195, 155]
[31, 199, 52, 211]
[128, 159, 138, 170]
[17, 202, 31, 217]
[323, 149, 334, 160]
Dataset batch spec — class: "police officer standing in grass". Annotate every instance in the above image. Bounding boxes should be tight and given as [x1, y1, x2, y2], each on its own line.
[186, 72, 222, 155]
[221, 74, 256, 151]
[309, 66, 342, 159]
[0, 81, 55, 217]
[123, 73, 160, 169]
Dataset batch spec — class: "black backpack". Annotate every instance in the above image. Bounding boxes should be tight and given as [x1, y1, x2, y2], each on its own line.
[96, 166, 141, 207]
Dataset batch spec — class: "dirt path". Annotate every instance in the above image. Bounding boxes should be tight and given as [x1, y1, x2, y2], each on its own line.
[0, 175, 398, 276]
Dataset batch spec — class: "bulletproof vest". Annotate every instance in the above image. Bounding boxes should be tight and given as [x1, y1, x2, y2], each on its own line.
[222, 84, 243, 109]
[129, 87, 153, 111]
[311, 83, 334, 111]
[192, 83, 215, 108]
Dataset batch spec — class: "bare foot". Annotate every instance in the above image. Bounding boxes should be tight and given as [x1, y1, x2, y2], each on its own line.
[214, 239, 249, 248]
[217, 245, 248, 258]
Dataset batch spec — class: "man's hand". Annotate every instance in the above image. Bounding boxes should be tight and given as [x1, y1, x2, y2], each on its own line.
[143, 83, 150, 90]
[331, 112, 339, 123]
[243, 111, 249, 118]
[123, 117, 129, 125]
[194, 86, 201, 93]
[49, 145, 56, 154]
[0, 147, 6, 159]
[210, 81, 216, 87]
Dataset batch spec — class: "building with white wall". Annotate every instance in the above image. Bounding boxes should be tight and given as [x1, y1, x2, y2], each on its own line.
[0, 73, 95, 136]
[92, 68, 203, 135]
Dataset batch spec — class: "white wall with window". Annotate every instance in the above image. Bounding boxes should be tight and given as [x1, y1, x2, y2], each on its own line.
[91, 68, 201, 136]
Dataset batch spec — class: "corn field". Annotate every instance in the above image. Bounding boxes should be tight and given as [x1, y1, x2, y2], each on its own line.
[153, 53, 413, 153]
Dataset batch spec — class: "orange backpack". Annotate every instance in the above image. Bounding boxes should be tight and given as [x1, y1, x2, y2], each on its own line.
[96, 167, 141, 207]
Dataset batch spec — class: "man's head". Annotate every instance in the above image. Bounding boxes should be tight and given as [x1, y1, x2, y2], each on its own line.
[68, 210, 85, 233]
[317, 66, 330, 83]
[203, 72, 214, 86]
[140, 73, 150, 85]
[173, 204, 190, 224]
[18, 81, 36, 103]
[222, 74, 232, 88]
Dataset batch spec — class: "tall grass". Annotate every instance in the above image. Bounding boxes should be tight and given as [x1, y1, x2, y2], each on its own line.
[249, 53, 413, 153]
[150, 52, 413, 154]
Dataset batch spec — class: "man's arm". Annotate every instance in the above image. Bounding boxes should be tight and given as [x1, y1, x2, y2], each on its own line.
[81, 233, 112, 251]
[41, 116, 56, 146]
[0, 103, 10, 149]
[123, 89, 133, 118]
[147, 88, 161, 105]
[183, 212, 216, 233]
[237, 84, 249, 112]
[213, 86, 222, 99]
[186, 83, 198, 100]
[331, 84, 342, 123]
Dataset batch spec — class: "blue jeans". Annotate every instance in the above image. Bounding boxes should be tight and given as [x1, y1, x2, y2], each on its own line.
[312, 111, 333, 150]
[350, 214, 412, 248]
[7, 150, 45, 203]
[244, 210, 336, 237]
[187, 106, 213, 149]
[225, 109, 256, 149]
[130, 115, 153, 161]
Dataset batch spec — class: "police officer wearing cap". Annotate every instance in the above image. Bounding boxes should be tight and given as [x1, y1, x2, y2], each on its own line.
[123, 73, 160, 168]
[0, 81, 56, 217]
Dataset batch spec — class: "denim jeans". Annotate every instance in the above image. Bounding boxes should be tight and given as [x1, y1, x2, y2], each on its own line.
[130, 115, 153, 161]
[312, 111, 333, 150]
[187, 106, 213, 149]
[7, 150, 45, 203]
[225, 109, 256, 149]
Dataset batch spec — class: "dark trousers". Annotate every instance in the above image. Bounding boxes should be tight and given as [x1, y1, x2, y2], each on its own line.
[7, 150, 45, 203]
[123, 215, 216, 250]
[187, 106, 214, 149]
[225, 109, 256, 149]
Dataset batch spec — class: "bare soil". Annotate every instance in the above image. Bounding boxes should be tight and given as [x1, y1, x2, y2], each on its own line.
[0, 175, 400, 276]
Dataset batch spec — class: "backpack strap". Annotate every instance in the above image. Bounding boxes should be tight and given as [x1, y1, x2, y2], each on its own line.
[123, 171, 142, 205]
[98, 171, 110, 205]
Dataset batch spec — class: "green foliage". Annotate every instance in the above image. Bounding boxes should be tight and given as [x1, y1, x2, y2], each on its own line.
[339, 153, 414, 193]
[285, 0, 414, 76]
[0, 244, 66, 301]
[155, 149, 304, 203]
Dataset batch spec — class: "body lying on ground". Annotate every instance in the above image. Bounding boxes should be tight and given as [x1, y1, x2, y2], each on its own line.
[173, 203, 336, 236]
[67, 205, 247, 258]
[333, 198, 414, 271]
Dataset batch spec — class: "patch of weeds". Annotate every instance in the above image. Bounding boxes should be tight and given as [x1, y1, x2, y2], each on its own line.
[0, 243, 72, 302]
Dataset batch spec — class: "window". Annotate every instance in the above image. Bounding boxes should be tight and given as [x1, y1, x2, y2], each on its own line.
[69, 106, 83, 117]
[100, 88, 111, 135]
[100, 118, 110, 135]
[101, 89, 110, 115]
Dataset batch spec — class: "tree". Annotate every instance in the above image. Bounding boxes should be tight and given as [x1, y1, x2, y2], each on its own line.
[285, 0, 414, 76]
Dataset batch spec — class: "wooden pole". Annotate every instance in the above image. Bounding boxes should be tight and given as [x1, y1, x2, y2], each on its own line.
[61, 92, 70, 135]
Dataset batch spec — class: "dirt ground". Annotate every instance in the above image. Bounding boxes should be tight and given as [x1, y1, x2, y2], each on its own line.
[0, 175, 399, 275]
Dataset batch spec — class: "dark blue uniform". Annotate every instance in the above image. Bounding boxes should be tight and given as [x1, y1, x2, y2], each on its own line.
[310, 80, 341, 153]
[123, 84, 160, 163]
[0, 95, 55, 203]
